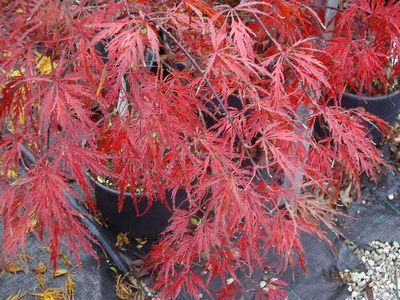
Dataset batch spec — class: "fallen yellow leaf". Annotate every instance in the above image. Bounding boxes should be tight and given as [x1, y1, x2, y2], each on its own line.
[116, 232, 131, 251]
[65, 274, 75, 296]
[5, 261, 24, 274]
[53, 269, 68, 278]
[6, 291, 25, 300]
[31, 261, 47, 275]
[30, 288, 63, 300]
[8, 69, 25, 77]
[35, 53, 55, 75]
[59, 254, 73, 267]
[36, 274, 46, 288]
[17, 254, 35, 261]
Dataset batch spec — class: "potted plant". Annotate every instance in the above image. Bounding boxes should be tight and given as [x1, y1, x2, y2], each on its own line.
[320, 0, 400, 142]
[0, 0, 391, 299]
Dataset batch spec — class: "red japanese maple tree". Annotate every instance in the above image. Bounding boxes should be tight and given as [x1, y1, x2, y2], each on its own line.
[0, 0, 398, 299]
[323, 0, 400, 96]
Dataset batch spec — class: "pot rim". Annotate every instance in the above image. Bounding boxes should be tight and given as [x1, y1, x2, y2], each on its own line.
[343, 90, 400, 102]
[92, 176, 145, 197]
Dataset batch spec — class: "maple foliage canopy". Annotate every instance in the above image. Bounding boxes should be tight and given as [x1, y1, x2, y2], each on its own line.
[0, 0, 398, 298]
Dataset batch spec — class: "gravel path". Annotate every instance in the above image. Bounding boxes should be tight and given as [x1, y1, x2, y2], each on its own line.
[345, 241, 400, 300]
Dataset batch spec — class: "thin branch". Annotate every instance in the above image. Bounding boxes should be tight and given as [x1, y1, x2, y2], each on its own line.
[309, 4, 344, 13]
[47, 84, 58, 151]
[46, 115, 51, 150]
[197, 106, 208, 129]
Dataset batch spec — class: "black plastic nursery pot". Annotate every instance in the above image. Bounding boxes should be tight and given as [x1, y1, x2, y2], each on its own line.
[315, 91, 400, 143]
[94, 181, 188, 241]
[341, 91, 400, 142]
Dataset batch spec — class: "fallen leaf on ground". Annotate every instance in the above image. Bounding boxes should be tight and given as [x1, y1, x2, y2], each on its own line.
[36, 274, 46, 288]
[115, 275, 144, 300]
[31, 261, 47, 275]
[58, 254, 72, 267]
[6, 291, 25, 300]
[5, 261, 24, 274]
[65, 274, 76, 297]
[30, 288, 63, 300]
[116, 233, 131, 252]
[340, 183, 353, 207]
[17, 254, 35, 262]
[53, 269, 68, 278]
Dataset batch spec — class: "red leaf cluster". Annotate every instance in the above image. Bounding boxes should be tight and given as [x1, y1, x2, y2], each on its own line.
[0, 0, 397, 299]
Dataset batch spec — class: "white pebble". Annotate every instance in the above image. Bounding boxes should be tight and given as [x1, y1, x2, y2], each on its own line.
[348, 285, 353, 292]
[358, 272, 365, 280]
[368, 259, 375, 266]
[351, 291, 359, 298]
[373, 254, 382, 261]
